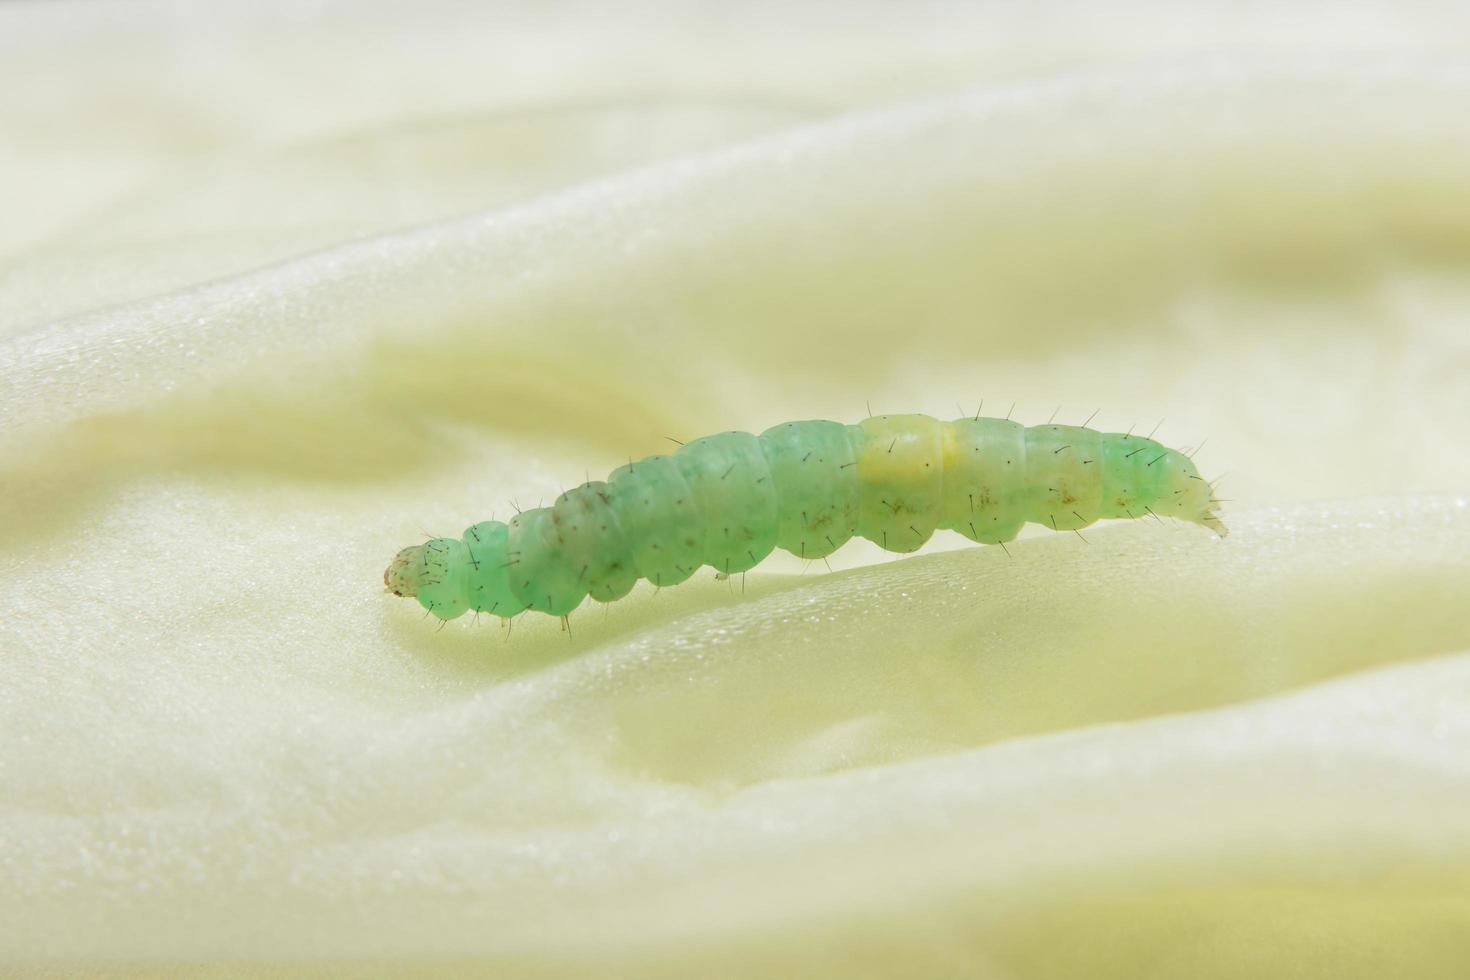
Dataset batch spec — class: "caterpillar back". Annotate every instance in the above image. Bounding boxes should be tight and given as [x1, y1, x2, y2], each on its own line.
[384, 414, 1225, 623]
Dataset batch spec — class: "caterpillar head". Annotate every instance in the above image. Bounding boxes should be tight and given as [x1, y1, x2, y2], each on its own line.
[383, 544, 427, 598]
[1140, 448, 1228, 537]
[384, 538, 473, 619]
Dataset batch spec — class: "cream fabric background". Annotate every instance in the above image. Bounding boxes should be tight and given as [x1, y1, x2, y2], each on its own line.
[3, 2, 1470, 976]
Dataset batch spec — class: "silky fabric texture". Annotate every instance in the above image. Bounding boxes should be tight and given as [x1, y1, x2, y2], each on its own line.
[3, 2, 1470, 977]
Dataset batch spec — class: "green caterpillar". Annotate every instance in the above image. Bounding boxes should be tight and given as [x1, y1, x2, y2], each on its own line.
[385, 414, 1225, 623]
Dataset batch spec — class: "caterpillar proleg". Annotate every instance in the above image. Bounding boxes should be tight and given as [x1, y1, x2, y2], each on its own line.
[385, 414, 1225, 622]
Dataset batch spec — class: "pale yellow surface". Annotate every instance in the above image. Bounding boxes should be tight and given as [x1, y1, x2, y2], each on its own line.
[3, 2, 1470, 977]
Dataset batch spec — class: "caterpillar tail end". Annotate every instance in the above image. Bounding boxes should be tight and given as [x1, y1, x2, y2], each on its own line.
[1200, 510, 1229, 538]
[384, 544, 426, 598]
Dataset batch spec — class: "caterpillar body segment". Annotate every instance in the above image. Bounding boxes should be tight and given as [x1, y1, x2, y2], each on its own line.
[942, 417, 1028, 544]
[674, 431, 780, 577]
[607, 455, 703, 590]
[855, 414, 945, 554]
[463, 520, 527, 617]
[760, 420, 859, 560]
[385, 414, 1225, 621]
